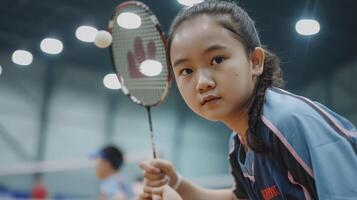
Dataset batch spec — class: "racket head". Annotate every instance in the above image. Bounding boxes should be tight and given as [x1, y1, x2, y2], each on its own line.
[109, 1, 172, 107]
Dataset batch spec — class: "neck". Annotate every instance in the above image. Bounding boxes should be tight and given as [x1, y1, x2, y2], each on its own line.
[223, 87, 257, 143]
[223, 109, 249, 144]
[103, 169, 118, 180]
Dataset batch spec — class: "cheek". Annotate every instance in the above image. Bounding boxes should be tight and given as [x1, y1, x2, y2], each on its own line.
[177, 80, 199, 109]
[221, 64, 253, 101]
[95, 165, 103, 175]
[231, 63, 253, 86]
[177, 82, 192, 102]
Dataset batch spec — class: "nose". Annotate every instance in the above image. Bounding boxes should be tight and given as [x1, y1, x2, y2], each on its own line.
[196, 69, 216, 93]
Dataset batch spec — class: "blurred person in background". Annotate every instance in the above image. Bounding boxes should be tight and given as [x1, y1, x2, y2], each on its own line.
[30, 174, 49, 200]
[93, 145, 134, 200]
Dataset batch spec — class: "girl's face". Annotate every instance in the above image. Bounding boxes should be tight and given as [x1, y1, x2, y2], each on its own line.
[170, 15, 264, 121]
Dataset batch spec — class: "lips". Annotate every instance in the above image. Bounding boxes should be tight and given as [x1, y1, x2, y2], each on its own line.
[201, 95, 221, 105]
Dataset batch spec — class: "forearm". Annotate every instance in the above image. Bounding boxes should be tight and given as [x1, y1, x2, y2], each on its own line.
[176, 177, 233, 200]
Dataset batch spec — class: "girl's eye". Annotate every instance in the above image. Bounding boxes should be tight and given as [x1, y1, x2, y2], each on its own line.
[211, 56, 225, 65]
[180, 68, 193, 76]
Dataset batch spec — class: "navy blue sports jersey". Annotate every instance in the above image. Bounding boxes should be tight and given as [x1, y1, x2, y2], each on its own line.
[229, 87, 357, 200]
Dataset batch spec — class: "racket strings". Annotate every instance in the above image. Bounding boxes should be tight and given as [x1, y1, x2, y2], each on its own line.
[112, 6, 168, 105]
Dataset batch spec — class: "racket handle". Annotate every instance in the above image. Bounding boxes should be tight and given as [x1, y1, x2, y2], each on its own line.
[150, 130, 157, 159]
[146, 106, 157, 159]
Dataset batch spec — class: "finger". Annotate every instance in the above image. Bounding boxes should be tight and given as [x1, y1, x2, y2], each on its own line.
[152, 194, 162, 200]
[151, 159, 177, 185]
[143, 185, 152, 194]
[138, 192, 152, 200]
[140, 161, 161, 174]
[143, 171, 165, 181]
[152, 194, 161, 200]
[162, 185, 182, 200]
[143, 185, 165, 196]
[151, 159, 175, 176]
[137, 196, 151, 200]
[150, 186, 165, 197]
[146, 176, 169, 187]
[143, 184, 163, 194]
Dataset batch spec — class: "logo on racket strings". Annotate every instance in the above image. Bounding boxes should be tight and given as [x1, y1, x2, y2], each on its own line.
[127, 37, 156, 78]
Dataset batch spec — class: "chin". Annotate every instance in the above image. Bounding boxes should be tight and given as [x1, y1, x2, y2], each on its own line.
[198, 111, 227, 122]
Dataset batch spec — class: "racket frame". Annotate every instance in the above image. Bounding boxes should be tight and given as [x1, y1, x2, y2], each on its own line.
[108, 0, 172, 107]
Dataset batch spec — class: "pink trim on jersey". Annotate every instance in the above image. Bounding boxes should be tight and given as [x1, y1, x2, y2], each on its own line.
[288, 171, 311, 200]
[261, 116, 315, 178]
[243, 172, 255, 182]
[274, 87, 357, 137]
[306, 97, 357, 137]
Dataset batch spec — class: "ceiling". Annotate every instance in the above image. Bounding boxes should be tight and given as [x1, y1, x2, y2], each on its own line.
[1, 0, 357, 89]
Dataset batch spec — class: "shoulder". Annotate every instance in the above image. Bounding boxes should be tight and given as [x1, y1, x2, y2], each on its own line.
[262, 87, 320, 127]
[262, 87, 356, 146]
[261, 87, 357, 177]
[263, 87, 334, 143]
[261, 87, 331, 177]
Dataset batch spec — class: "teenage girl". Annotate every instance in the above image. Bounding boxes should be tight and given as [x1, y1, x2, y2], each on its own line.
[139, 1, 357, 199]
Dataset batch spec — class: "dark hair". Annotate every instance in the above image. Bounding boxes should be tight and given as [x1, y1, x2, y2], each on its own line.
[101, 145, 124, 170]
[167, 0, 283, 153]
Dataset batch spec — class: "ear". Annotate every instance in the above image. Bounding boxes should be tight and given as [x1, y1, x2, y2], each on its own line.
[249, 47, 265, 77]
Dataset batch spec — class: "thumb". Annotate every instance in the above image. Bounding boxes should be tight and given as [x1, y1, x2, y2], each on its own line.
[151, 159, 177, 185]
[152, 194, 161, 200]
[162, 185, 183, 200]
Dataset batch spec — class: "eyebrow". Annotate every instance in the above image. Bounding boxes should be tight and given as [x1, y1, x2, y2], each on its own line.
[202, 44, 227, 55]
[172, 44, 227, 68]
[173, 58, 189, 68]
